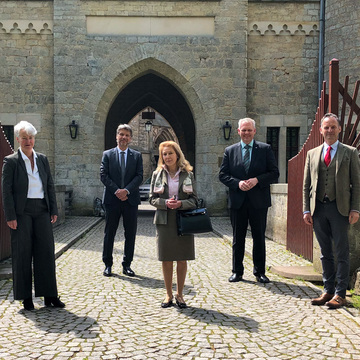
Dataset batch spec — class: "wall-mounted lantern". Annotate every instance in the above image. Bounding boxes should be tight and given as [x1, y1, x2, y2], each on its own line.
[69, 120, 78, 139]
[222, 121, 232, 140]
[145, 120, 153, 133]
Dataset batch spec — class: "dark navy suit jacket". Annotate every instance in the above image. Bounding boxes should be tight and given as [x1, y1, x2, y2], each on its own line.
[219, 140, 279, 209]
[100, 147, 143, 207]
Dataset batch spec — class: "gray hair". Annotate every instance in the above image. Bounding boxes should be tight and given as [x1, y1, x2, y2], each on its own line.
[14, 121, 37, 137]
[321, 113, 340, 126]
[238, 117, 256, 129]
[116, 124, 133, 137]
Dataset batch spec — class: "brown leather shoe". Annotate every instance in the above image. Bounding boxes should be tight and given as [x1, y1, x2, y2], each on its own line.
[311, 293, 334, 306]
[326, 295, 347, 309]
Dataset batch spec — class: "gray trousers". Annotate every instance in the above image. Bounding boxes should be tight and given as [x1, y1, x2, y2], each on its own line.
[313, 200, 349, 298]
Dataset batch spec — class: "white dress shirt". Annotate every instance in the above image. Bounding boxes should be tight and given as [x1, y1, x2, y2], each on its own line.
[19, 148, 44, 199]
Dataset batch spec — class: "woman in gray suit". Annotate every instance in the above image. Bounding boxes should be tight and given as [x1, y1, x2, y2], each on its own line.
[149, 141, 197, 309]
[2, 121, 64, 311]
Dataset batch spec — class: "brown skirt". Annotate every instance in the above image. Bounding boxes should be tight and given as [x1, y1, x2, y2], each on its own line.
[156, 210, 195, 261]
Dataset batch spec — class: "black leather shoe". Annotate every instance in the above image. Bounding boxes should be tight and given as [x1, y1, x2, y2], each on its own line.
[228, 273, 243, 282]
[44, 296, 65, 308]
[103, 266, 112, 277]
[123, 266, 135, 277]
[255, 274, 270, 283]
[175, 295, 187, 309]
[23, 298, 34, 311]
[161, 296, 173, 308]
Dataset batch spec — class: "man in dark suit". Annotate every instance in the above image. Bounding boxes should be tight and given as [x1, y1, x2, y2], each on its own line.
[303, 113, 360, 309]
[2, 121, 64, 310]
[219, 118, 279, 283]
[100, 124, 143, 277]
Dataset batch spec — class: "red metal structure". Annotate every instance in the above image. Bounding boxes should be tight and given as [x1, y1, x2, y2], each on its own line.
[287, 59, 360, 261]
[0, 124, 14, 260]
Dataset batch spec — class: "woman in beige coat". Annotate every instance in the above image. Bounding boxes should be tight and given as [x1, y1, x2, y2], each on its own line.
[149, 141, 197, 308]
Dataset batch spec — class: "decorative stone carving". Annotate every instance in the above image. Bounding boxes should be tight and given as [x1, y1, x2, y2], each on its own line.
[10, 23, 21, 34]
[249, 22, 319, 36]
[0, 20, 53, 34]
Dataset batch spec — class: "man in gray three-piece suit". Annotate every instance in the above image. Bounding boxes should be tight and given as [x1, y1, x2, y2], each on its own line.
[100, 124, 143, 278]
[303, 113, 360, 309]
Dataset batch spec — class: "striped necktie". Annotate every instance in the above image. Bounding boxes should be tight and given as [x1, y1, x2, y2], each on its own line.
[243, 144, 251, 173]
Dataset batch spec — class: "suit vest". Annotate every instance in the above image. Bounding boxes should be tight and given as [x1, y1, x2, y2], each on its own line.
[316, 152, 337, 202]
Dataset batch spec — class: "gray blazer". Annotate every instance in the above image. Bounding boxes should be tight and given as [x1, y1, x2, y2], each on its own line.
[149, 169, 198, 225]
[2, 149, 58, 221]
[303, 142, 360, 216]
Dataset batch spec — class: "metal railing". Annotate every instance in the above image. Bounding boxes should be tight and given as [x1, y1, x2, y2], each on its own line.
[287, 59, 360, 260]
[0, 124, 14, 260]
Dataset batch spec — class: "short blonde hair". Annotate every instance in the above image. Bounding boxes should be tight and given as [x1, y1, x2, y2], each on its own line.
[156, 141, 193, 172]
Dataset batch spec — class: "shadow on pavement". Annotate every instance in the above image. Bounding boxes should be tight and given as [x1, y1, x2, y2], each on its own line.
[111, 273, 164, 289]
[255, 280, 322, 299]
[181, 306, 259, 332]
[111, 273, 194, 293]
[21, 307, 99, 338]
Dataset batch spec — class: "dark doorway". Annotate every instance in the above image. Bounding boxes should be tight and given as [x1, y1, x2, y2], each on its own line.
[105, 73, 195, 167]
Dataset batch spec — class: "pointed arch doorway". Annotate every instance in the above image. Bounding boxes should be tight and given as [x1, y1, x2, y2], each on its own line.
[105, 73, 196, 173]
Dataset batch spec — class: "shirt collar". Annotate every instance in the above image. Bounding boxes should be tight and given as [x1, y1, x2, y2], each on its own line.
[117, 147, 128, 155]
[241, 140, 254, 149]
[162, 165, 181, 177]
[19, 148, 37, 161]
[324, 140, 339, 152]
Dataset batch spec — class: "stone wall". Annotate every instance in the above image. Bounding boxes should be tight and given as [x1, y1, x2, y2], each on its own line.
[0, 0, 324, 214]
[2, 0, 357, 217]
[0, 1, 55, 169]
[324, 0, 360, 90]
[54, 185, 66, 226]
[51, 0, 248, 214]
[247, 1, 320, 183]
[266, 184, 288, 246]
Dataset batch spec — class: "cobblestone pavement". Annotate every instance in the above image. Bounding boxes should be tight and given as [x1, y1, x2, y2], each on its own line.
[1, 214, 360, 360]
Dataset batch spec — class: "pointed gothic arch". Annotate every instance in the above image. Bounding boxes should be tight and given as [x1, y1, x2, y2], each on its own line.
[105, 72, 196, 167]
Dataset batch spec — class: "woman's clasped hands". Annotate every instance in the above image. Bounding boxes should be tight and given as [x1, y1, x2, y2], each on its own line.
[166, 195, 181, 210]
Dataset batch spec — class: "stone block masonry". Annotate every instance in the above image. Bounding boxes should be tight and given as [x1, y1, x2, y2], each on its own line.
[0, 0, 358, 217]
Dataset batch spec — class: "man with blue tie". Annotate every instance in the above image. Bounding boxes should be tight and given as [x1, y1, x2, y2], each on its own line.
[100, 124, 143, 277]
[303, 113, 360, 309]
[219, 118, 279, 283]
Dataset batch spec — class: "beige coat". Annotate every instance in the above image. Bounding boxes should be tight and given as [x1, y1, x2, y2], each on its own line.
[149, 169, 198, 225]
[303, 142, 360, 216]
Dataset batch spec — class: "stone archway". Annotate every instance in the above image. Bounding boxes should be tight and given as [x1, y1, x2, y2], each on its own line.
[154, 128, 174, 145]
[105, 72, 195, 168]
[78, 57, 209, 213]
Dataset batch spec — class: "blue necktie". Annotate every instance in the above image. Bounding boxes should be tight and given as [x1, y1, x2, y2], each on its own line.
[243, 144, 251, 173]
